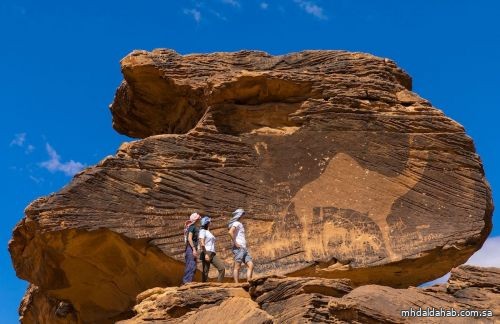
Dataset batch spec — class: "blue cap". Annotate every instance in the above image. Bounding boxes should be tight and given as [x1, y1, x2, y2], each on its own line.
[201, 216, 211, 227]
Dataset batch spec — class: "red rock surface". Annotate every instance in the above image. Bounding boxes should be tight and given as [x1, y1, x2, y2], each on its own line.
[9, 50, 493, 322]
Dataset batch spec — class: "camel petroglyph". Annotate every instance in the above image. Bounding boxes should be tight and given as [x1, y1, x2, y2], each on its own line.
[286, 143, 429, 262]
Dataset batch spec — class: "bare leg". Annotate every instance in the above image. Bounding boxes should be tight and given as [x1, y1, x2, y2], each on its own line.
[233, 262, 241, 283]
[246, 261, 254, 281]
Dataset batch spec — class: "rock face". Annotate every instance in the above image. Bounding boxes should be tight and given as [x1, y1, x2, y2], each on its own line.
[19, 285, 78, 324]
[122, 265, 499, 323]
[327, 265, 500, 323]
[9, 50, 493, 322]
[118, 283, 274, 323]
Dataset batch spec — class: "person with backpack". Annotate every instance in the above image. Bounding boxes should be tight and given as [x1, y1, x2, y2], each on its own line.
[228, 208, 254, 283]
[199, 216, 226, 282]
[182, 212, 201, 284]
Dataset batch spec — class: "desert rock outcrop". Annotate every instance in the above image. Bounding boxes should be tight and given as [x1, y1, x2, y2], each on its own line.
[10, 50, 493, 322]
[122, 265, 499, 323]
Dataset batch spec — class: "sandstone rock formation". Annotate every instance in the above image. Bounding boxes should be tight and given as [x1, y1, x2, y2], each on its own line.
[9, 50, 493, 322]
[118, 283, 274, 323]
[19, 285, 78, 324]
[122, 265, 499, 323]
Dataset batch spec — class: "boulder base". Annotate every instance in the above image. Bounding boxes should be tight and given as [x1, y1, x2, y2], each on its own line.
[118, 266, 499, 323]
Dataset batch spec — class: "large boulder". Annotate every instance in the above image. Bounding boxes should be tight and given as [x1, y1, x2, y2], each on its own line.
[9, 50, 493, 322]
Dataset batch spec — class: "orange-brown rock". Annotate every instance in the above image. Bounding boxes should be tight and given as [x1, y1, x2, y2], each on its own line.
[9, 50, 493, 322]
[118, 283, 273, 323]
[19, 285, 78, 324]
[327, 265, 500, 323]
[121, 266, 499, 323]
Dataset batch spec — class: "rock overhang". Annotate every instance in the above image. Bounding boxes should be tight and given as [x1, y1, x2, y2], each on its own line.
[10, 49, 493, 323]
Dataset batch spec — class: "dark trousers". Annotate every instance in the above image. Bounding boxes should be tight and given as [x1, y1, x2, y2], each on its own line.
[201, 251, 226, 282]
[182, 245, 197, 284]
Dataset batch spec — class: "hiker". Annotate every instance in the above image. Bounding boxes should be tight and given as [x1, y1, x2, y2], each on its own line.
[199, 216, 226, 282]
[182, 212, 201, 284]
[228, 208, 254, 283]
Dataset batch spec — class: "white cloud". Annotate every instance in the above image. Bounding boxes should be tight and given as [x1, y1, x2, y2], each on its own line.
[25, 144, 35, 154]
[40, 143, 85, 176]
[10, 133, 26, 147]
[422, 273, 450, 287]
[10, 132, 35, 153]
[209, 9, 227, 21]
[29, 175, 44, 184]
[222, 0, 240, 7]
[466, 236, 500, 267]
[183, 8, 202, 22]
[294, 0, 327, 20]
[260, 2, 269, 10]
[421, 236, 500, 287]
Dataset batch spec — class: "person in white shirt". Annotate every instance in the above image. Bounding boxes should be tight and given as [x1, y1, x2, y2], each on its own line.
[199, 216, 225, 282]
[228, 208, 254, 283]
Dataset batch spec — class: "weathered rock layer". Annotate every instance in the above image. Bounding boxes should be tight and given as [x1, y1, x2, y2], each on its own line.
[121, 265, 499, 323]
[10, 50, 493, 322]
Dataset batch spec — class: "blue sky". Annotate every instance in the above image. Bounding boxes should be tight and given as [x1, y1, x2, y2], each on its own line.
[1, 0, 499, 321]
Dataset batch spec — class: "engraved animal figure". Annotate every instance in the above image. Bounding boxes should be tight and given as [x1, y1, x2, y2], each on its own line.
[288, 146, 428, 261]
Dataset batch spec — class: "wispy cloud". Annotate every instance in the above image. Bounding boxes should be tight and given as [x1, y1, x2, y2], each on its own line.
[183, 8, 202, 22]
[466, 236, 500, 267]
[10, 132, 36, 154]
[221, 0, 240, 7]
[209, 9, 227, 21]
[183, 1, 242, 23]
[260, 2, 269, 10]
[294, 0, 327, 20]
[422, 273, 450, 287]
[25, 144, 35, 154]
[421, 236, 500, 287]
[10, 133, 26, 147]
[40, 143, 85, 176]
[29, 175, 44, 184]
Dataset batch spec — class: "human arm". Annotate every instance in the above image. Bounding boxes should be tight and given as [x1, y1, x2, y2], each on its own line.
[199, 231, 210, 261]
[188, 232, 198, 257]
[228, 226, 240, 248]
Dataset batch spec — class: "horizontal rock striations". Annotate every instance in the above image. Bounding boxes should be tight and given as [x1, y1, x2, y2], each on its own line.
[10, 50, 493, 322]
[122, 265, 499, 323]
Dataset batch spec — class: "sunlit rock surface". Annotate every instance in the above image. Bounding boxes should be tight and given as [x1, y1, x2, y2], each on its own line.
[10, 49, 493, 322]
